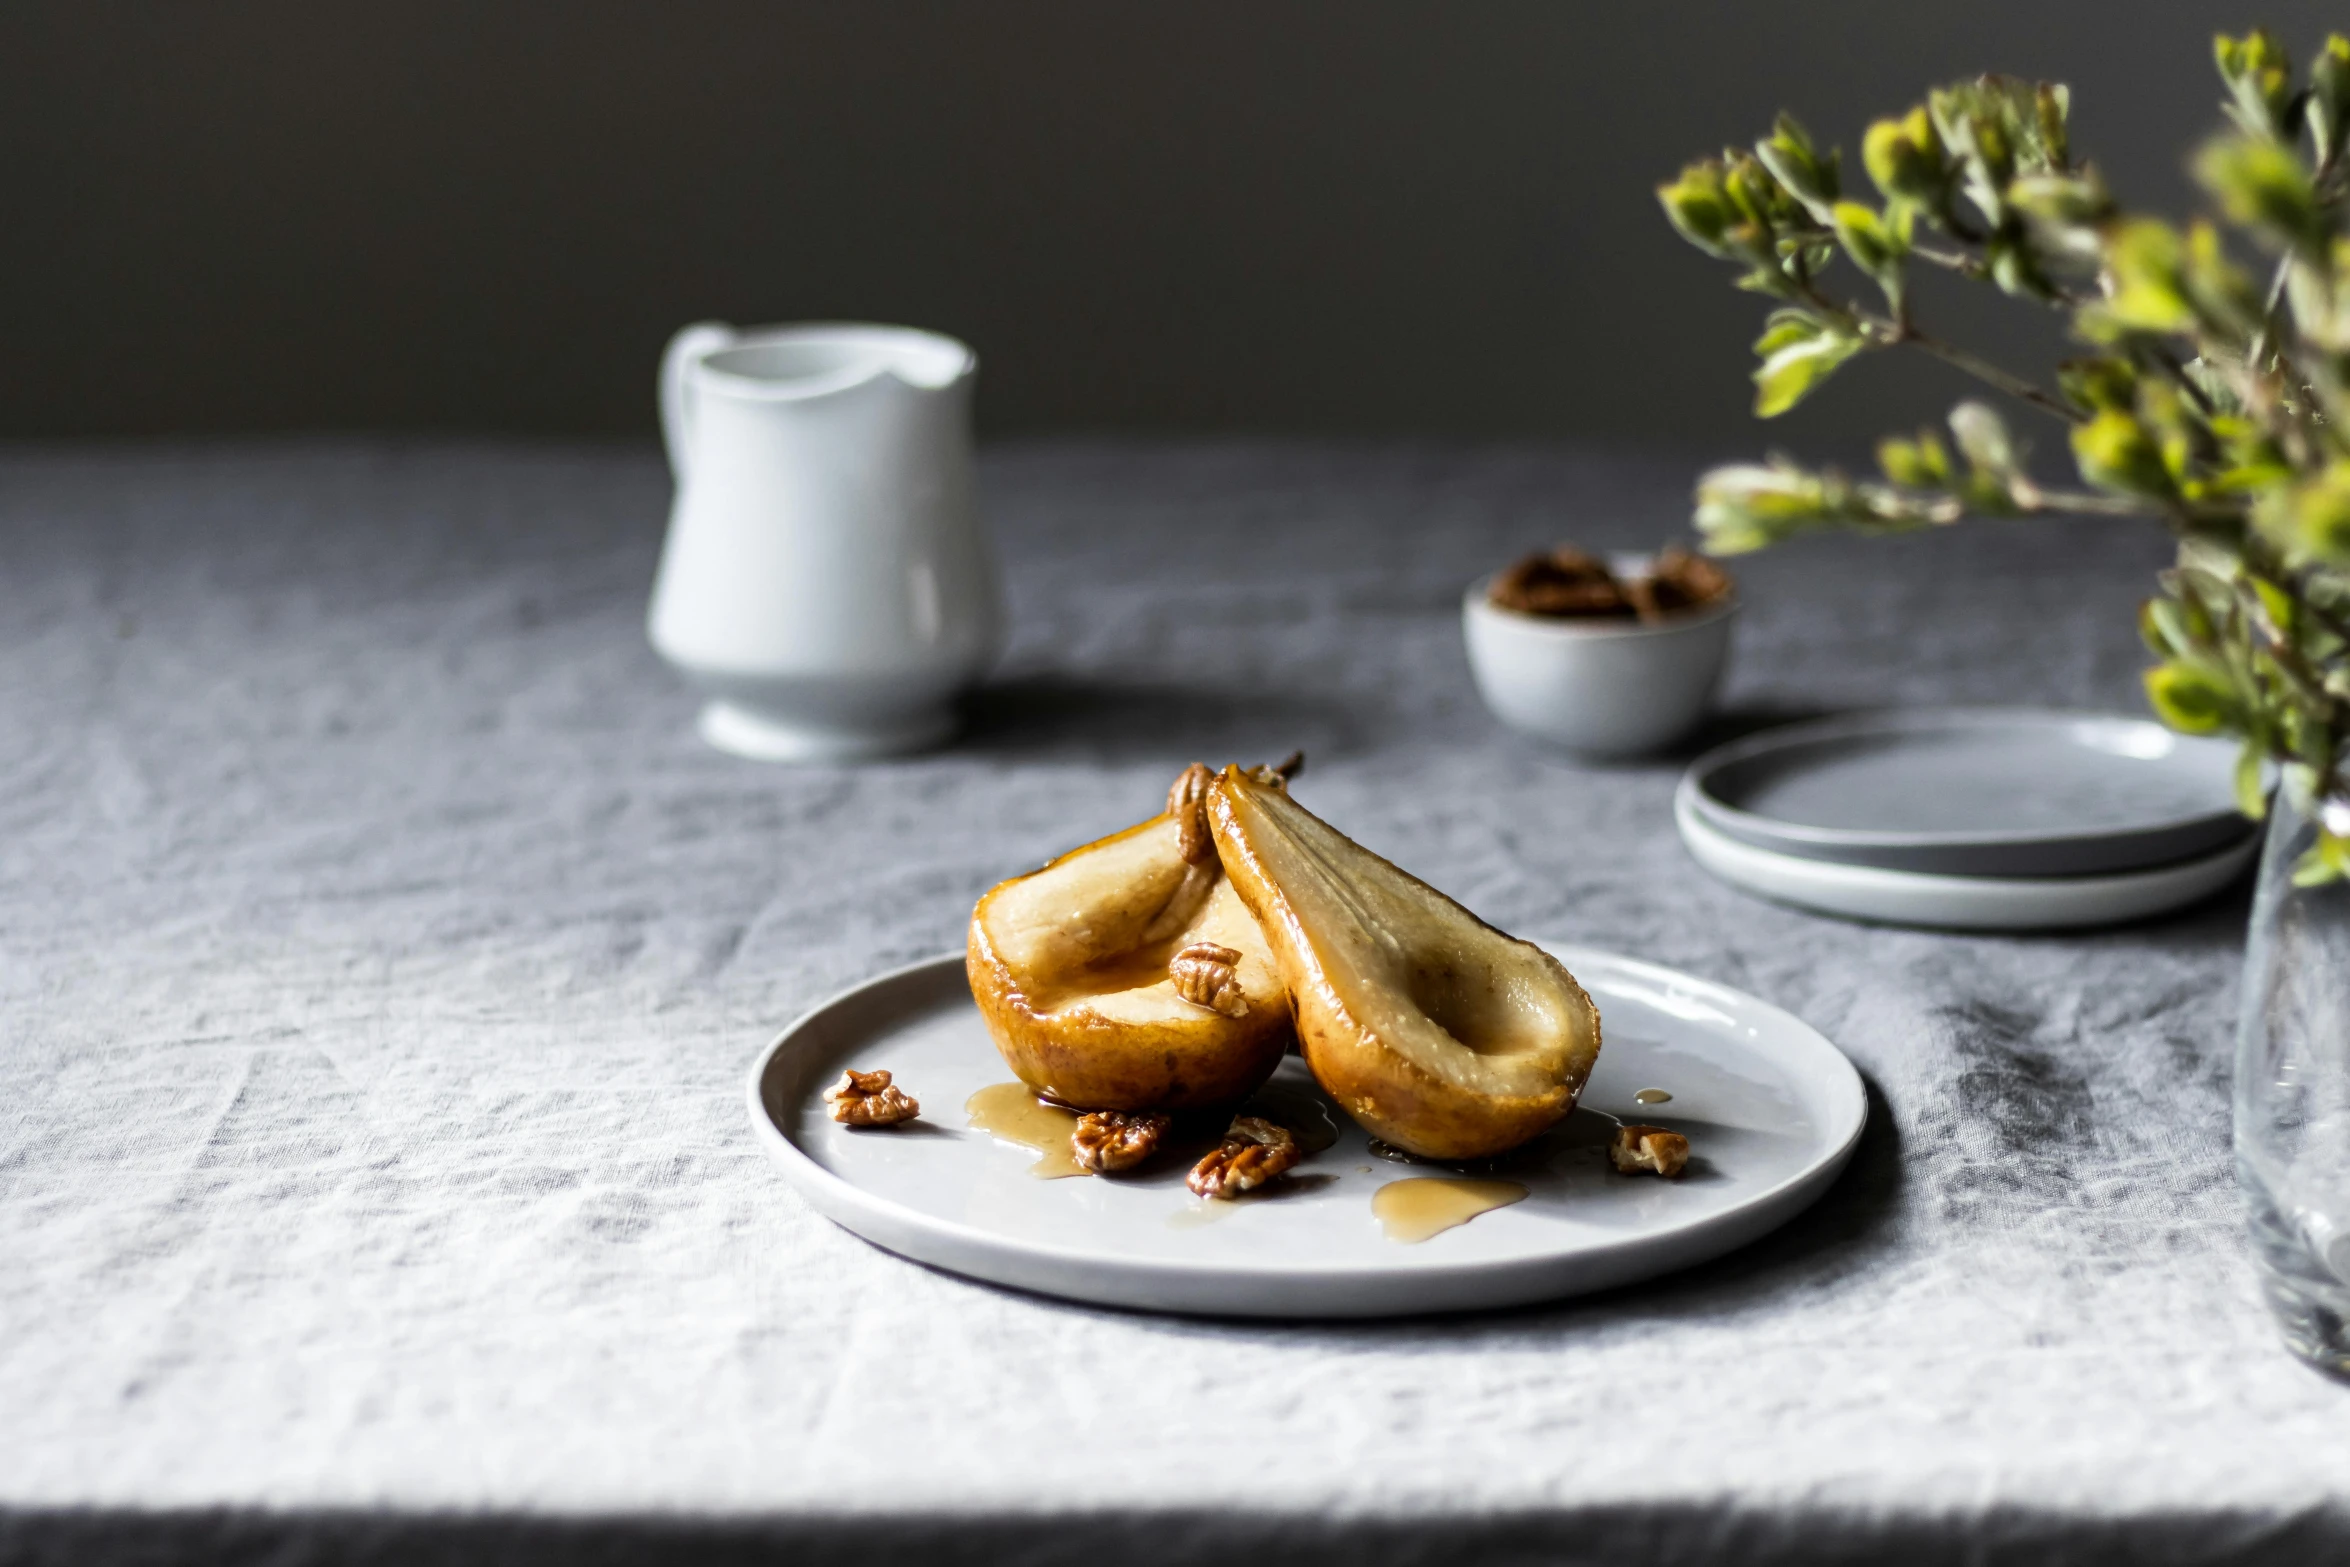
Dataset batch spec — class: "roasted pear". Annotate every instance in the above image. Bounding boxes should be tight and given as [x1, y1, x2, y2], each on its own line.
[1207, 766, 1601, 1159]
[966, 766, 1293, 1110]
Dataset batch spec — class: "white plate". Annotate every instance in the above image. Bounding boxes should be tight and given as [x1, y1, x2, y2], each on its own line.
[1677, 792, 2257, 931]
[1680, 708, 2249, 877]
[744, 944, 1867, 1318]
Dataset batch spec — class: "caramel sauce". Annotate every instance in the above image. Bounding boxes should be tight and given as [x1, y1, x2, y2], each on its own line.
[1373, 1177, 1528, 1243]
[1634, 1087, 1673, 1105]
[964, 1083, 1087, 1179]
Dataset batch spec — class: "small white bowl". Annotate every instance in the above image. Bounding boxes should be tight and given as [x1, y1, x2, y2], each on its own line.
[1462, 578, 1736, 757]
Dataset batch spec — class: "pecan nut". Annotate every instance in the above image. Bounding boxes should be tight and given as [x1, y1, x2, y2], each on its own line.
[1167, 762, 1216, 864]
[1072, 1110, 1173, 1173]
[1187, 1115, 1301, 1199]
[1169, 941, 1248, 1017]
[1489, 547, 1630, 619]
[823, 1068, 920, 1128]
[1609, 1123, 1689, 1178]
[1623, 546, 1733, 624]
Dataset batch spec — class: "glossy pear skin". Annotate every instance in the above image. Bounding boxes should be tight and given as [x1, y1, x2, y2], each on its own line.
[967, 811, 1293, 1110]
[1207, 768, 1601, 1159]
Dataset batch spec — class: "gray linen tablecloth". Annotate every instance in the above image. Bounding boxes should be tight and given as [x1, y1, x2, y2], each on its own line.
[5, 442, 2347, 1566]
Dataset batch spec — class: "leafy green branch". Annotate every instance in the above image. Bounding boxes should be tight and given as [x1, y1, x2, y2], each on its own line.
[1659, 28, 2350, 881]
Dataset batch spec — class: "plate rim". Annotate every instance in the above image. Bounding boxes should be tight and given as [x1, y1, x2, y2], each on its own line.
[1676, 791, 2259, 931]
[743, 943, 1868, 1313]
[1679, 707, 2249, 872]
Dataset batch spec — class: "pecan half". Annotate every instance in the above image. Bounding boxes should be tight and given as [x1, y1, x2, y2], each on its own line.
[1609, 1123, 1690, 1178]
[823, 1068, 920, 1128]
[1169, 941, 1247, 1017]
[1489, 547, 1631, 619]
[1168, 762, 1216, 864]
[1187, 1115, 1301, 1199]
[1622, 547, 1733, 624]
[1072, 1110, 1173, 1173]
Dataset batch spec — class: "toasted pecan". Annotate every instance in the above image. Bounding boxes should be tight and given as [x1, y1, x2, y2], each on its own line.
[823, 1068, 920, 1128]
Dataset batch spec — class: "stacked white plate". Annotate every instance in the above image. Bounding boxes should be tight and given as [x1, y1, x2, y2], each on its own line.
[1675, 709, 2260, 930]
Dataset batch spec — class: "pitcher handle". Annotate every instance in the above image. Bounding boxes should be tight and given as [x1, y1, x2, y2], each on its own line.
[659, 321, 738, 486]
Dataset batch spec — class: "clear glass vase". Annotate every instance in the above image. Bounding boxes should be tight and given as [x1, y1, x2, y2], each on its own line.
[2238, 787, 2350, 1378]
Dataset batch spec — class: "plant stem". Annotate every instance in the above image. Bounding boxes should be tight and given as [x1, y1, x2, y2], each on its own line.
[2016, 488, 2158, 517]
[2248, 146, 2341, 367]
[2146, 345, 2216, 417]
[1794, 281, 2085, 426]
[1907, 243, 1989, 281]
[1907, 241, 2094, 310]
[1892, 325, 2089, 425]
[2249, 257, 2295, 371]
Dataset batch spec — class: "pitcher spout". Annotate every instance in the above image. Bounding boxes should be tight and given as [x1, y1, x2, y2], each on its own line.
[688, 322, 973, 403]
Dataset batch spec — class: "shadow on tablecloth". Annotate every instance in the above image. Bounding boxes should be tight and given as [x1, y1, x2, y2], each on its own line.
[5, 1498, 2341, 1566]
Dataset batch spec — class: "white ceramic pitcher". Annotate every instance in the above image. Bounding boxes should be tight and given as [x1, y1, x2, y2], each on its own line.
[648, 321, 1004, 761]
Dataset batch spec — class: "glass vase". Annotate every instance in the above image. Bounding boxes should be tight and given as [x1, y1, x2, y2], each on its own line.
[2238, 786, 2350, 1378]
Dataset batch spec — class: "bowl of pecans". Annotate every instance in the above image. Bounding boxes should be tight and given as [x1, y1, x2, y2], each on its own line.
[1463, 545, 1736, 757]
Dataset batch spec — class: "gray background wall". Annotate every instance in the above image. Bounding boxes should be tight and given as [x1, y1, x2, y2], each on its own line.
[7, 2, 2344, 449]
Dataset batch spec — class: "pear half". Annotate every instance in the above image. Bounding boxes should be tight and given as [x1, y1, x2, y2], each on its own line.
[1207, 766, 1601, 1159]
[967, 774, 1293, 1110]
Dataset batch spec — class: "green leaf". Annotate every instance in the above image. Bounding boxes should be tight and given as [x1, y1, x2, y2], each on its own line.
[1985, 234, 2055, 300]
[1878, 430, 1953, 489]
[2207, 414, 2295, 492]
[1692, 461, 1839, 552]
[2036, 82, 2072, 169]
[1657, 162, 1737, 254]
[2195, 134, 2325, 249]
[2257, 463, 2350, 564]
[1750, 310, 1866, 417]
[1754, 113, 1841, 221]
[2179, 221, 2264, 334]
[2311, 35, 2350, 161]
[2056, 357, 2137, 412]
[1928, 74, 2073, 230]
[2071, 409, 2175, 497]
[1829, 201, 1908, 309]
[2291, 831, 2350, 887]
[1723, 150, 1796, 230]
[2173, 562, 2242, 619]
[2144, 659, 2239, 734]
[1862, 107, 1945, 205]
[1948, 401, 2019, 479]
[2140, 596, 2201, 657]
[2250, 574, 2296, 632]
[2214, 29, 2296, 140]
[2236, 742, 2272, 819]
[1831, 201, 1905, 268]
[2006, 170, 2113, 235]
[2285, 248, 2350, 353]
[2093, 220, 2195, 333]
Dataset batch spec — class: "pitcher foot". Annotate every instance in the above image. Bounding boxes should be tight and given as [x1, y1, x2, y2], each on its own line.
[698, 699, 956, 763]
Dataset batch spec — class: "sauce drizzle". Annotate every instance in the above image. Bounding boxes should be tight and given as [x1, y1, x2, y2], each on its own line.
[1372, 1177, 1528, 1243]
[965, 1083, 1087, 1179]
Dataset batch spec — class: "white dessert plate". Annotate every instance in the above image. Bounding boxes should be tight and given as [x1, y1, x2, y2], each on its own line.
[1677, 792, 2257, 931]
[1681, 709, 2250, 877]
[745, 945, 1867, 1319]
